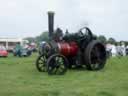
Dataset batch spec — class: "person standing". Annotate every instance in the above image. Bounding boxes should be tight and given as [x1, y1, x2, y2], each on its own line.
[15, 42, 22, 57]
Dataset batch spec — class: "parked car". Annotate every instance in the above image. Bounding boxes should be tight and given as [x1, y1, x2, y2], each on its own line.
[13, 48, 32, 57]
[13, 43, 32, 57]
[0, 46, 8, 57]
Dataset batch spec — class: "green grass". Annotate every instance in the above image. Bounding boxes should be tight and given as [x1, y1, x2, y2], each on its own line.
[0, 53, 128, 96]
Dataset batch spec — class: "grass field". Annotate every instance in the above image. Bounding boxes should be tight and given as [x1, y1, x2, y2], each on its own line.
[0, 53, 128, 96]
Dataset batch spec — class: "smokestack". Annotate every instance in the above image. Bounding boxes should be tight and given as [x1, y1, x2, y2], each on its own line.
[48, 11, 54, 40]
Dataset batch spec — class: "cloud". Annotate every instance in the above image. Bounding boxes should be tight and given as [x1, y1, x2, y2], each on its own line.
[0, 0, 128, 41]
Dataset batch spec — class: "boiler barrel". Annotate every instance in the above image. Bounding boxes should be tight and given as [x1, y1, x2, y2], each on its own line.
[57, 42, 78, 56]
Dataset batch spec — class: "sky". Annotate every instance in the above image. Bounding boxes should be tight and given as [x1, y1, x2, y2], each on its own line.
[0, 0, 128, 41]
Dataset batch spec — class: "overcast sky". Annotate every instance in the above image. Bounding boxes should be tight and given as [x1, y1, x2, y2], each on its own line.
[0, 0, 128, 41]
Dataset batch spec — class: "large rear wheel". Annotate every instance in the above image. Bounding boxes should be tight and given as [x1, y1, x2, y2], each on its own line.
[84, 40, 107, 70]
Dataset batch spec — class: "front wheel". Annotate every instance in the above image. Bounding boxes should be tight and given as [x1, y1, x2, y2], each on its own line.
[47, 54, 68, 75]
[36, 55, 47, 72]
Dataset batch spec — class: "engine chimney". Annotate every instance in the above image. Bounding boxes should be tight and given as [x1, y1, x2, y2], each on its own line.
[48, 11, 54, 40]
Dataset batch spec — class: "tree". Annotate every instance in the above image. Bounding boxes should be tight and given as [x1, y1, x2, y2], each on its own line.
[98, 35, 107, 44]
[124, 41, 128, 46]
[35, 31, 49, 42]
[24, 31, 49, 46]
[108, 37, 116, 44]
[24, 37, 35, 43]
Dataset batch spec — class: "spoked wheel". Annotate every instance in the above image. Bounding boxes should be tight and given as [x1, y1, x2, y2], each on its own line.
[36, 55, 47, 72]
[85, 40, 107, 70]
[47, 54, 68, 75]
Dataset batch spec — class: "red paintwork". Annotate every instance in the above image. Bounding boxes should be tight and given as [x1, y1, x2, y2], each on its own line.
[0, 50, 8, 57]
[57, 42, 78, 56]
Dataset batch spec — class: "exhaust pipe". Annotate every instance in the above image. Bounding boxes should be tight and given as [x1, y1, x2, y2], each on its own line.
[48, 11, 54, 40]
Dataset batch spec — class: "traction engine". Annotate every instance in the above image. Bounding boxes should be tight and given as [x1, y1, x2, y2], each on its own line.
[36, 12, 107, 75]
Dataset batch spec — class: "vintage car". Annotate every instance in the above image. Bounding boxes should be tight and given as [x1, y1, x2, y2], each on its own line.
[0, 46, 8, 57]
[13, 45, 32, 57]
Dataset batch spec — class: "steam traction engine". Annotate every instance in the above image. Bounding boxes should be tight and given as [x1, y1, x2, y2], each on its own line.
[36, 12, 107, 75]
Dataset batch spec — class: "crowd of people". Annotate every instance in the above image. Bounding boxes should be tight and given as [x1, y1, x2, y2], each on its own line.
[106, 42, 128, 57]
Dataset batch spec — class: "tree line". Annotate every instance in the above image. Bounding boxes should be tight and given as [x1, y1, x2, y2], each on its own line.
[98, 35, 128, 45]
[24, 31, 128, 46]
